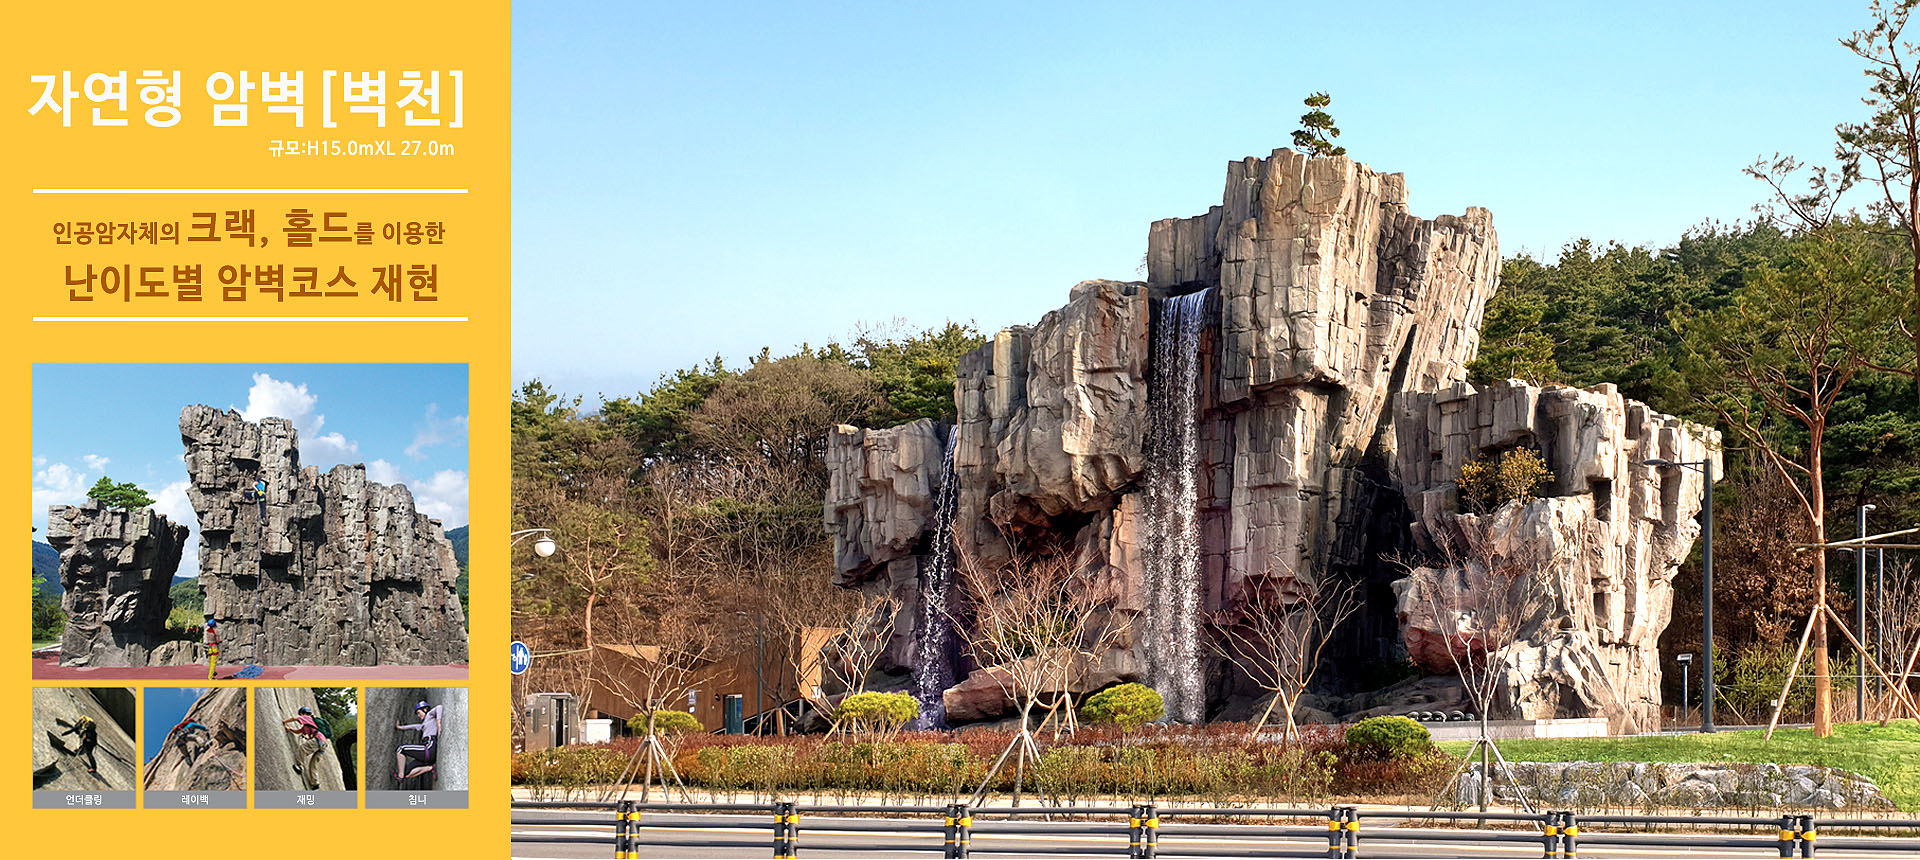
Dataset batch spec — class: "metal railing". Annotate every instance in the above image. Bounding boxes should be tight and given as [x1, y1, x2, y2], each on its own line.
[510, 799, 1920, 858]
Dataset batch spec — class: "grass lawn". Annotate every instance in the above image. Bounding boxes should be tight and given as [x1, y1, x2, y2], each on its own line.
[1438, 721, 1920, 811]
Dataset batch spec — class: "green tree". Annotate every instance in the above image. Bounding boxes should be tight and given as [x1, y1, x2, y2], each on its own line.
[1291, 92, 1347, 158]
[1468, 290, 1561, 384]
[601, 357, 736, 463]
[312, 687, 355, 735]
[1679, 227, 1911, 737]
[1747, 0, 1920, 402]
[86, 477, 154, 510]
[852, 321, 987, 423]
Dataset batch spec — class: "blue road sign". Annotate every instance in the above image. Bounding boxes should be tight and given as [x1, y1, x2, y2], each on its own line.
[510, 640, 532, 675]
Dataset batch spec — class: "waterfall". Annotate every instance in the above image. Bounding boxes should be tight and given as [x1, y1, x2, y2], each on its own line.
[1141, 289, 1209, 723]
[912, 431, 961, 729]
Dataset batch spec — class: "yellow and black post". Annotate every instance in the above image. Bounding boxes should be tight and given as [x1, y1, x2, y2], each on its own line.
[1798, 813, 1816, 858]
[614, 800, 631, 859]
[955, 803, 972, 859]
[1542, 811, 1560, 858]
[1128, 804, 1145, 859]
[1561, 811, 1579, 858]
[1141, 803, 1159, 859]
[944, 802, 961, 860]
[1779, 813, 1798, 858]
[1343, 806, 1360, 858]
[1327, 806, 1343, 858]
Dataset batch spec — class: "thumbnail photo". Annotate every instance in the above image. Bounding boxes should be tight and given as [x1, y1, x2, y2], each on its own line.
[255, 686, 357, 792]
[143, 687, 245, 791]
[367, 687, 467, 792]
[32, 364, 470, 681]
[32, 686, 135, 791]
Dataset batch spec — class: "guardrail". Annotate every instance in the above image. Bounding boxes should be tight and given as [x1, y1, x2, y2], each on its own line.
[510, 799, 1920, 858]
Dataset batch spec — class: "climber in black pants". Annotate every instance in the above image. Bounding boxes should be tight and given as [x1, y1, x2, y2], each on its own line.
[60, 715, 98, 774]
[395, 700, 443, 783]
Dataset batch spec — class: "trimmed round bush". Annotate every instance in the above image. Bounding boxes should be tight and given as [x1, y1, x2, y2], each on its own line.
[628, 710, 704, 735]
[1345, 715, 1433, 760]
[835, 691, 920, 733]
[1079, 683, 1165, 731]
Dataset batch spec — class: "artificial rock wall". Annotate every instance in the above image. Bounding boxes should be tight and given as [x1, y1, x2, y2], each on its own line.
[181, 405, 468, 666]
[826, 148, 1722, 728]
[47, 504, 189, 667]
[1391, 380, 1718, 732]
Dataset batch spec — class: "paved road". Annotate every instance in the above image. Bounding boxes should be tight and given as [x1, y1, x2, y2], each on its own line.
[511, 810, 1918, 859]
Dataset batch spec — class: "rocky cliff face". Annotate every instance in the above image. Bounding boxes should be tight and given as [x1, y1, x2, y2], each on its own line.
[181, 405, 468, 666]
[253, 687, 345, 791]
[33, 687, 137, 791]
[143, 687, 246, 791]
[365, 687, 467, 791]
[825, 148, 1720, 730]
[47, 504, 189, 667]
[1390, 381, 1719, 732]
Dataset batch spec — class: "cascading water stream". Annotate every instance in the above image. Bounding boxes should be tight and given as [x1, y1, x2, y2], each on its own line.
[911, 431, 961, 729]
[1140, 289, 1210, 723]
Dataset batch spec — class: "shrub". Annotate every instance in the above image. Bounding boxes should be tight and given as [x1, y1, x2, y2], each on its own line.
[1456, 448, 1550, 513]
[835, 692, 920, 736]
[1080, 683, 1165, 731]
[1345, 716, 1433, 761]
[628, 710, 703, 735]
[511, 745, 631, 793]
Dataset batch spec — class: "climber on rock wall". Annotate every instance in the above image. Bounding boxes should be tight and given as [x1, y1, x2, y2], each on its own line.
[241, 478, 267, 521]
[394, 700, 442, 782]
[282, 706, 331, 790]
[203, 617, 220, 680]
[168, 720, 211, 766]
[58, 715, 98, 773]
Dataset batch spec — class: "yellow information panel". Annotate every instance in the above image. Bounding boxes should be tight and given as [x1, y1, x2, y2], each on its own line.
[5, 0, 506, 853]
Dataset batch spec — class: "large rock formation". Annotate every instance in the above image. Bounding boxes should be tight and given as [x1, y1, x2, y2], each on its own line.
[1390, 380, 1718, 732]
[33, 687, 137, 790]
[365, 687, 467, 791]
[47, 504, 189, 667]
[253, 687, 346, 791]
[825, 148, 1721, 730]
[181, 405, 468, 666]
[143, 688, 247, 791]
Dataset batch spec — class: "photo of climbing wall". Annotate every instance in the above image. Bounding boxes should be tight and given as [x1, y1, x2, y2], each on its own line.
[31, 687, 137, 808]
[253, 686, 358, 808]
[364, 687, 468, 808]
[31, 365, 471, 680]
[142, 687, 246, 808]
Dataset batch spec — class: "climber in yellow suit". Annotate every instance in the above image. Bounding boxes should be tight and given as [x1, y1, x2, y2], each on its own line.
[203, 616, 220, 681]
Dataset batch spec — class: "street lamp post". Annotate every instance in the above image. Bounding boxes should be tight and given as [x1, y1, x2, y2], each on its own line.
[511, 528, 559, 558]
[1860, 504, 1877, 720]
[1646, 457, 1716, 732]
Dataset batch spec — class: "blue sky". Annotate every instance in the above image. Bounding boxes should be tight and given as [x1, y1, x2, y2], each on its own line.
[512, 0, 1877, 399]
[33, 364, 469, 575]
[143, 687, 208, 761]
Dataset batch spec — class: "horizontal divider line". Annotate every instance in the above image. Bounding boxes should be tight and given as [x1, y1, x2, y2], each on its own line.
[32, 316, 469, 322]
[32, 188, 469, 194]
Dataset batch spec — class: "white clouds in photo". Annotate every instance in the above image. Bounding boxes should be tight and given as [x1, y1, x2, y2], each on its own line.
[365, 458, 468, 528]
[152, 479, 200, 577]
[32, 461, 91, 512]
[237, 372, 359, 465]
[81, 453, 110, 471]
[404, 403, 468, 460]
